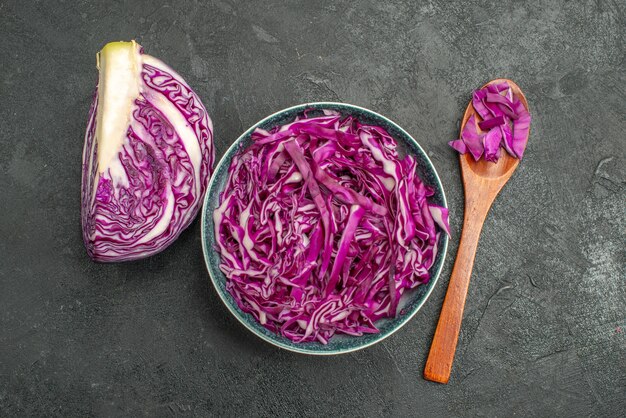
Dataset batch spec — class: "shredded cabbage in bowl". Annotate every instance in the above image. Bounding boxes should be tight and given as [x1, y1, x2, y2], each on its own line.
[213, 110, 449, 345]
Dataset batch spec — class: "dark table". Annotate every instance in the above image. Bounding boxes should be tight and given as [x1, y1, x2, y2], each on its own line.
[1, 1, 624, 416]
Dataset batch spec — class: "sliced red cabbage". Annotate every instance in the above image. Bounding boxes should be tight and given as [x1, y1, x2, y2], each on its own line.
[482, 127, 502, 162]
[215, 112, 449, 344]
[450, 81, 530, 162]
[458, 115, 484, 161]
[478, 115, 505, 130]
[448, 139, 467, 154]
[510, 99, 532, 159]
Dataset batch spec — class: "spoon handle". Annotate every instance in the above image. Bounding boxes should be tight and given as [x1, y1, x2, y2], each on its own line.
[423, 196, 491, 384]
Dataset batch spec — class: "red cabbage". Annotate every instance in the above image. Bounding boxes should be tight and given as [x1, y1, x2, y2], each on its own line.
[448, 139, 467, 154]
[460, 115, 485, 161]
[81, 41, 214, 262]
[450, 81, 531, 162]
[478, 115, 505, 130]
[510, 99, 532, 159]
[214, 112, 449, 344]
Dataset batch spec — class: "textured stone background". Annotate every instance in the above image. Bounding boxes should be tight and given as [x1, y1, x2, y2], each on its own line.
[1, 0, 624, 416]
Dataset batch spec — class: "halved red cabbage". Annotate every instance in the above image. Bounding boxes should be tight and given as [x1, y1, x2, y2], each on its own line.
[449, 81, 531, 162]
[214, 111, 449, 344]
[81, 41, 214, 262]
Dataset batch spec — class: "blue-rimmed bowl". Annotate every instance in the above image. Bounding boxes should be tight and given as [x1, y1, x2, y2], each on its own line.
[201, 102, 448, 355]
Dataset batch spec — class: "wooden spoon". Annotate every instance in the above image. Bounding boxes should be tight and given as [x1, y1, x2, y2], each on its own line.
[423, 79, 530, 384]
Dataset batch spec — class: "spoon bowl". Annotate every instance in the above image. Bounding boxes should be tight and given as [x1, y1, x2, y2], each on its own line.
[460, 79, 528, 180]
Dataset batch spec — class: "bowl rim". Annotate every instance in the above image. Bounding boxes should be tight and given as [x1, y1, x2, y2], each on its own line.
[201, 101, 448, 355]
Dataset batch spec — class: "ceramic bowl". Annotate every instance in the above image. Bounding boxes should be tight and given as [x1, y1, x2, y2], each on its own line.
[201, 102, 448, 355]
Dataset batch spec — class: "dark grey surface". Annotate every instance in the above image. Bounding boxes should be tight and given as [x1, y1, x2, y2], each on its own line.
[1, 0, 624, 416]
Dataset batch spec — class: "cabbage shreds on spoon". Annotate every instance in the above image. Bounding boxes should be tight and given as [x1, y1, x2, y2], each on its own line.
[449, 81, 531, 162]
[81, 41, 214, 262]
[214, 111, 449, 344]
